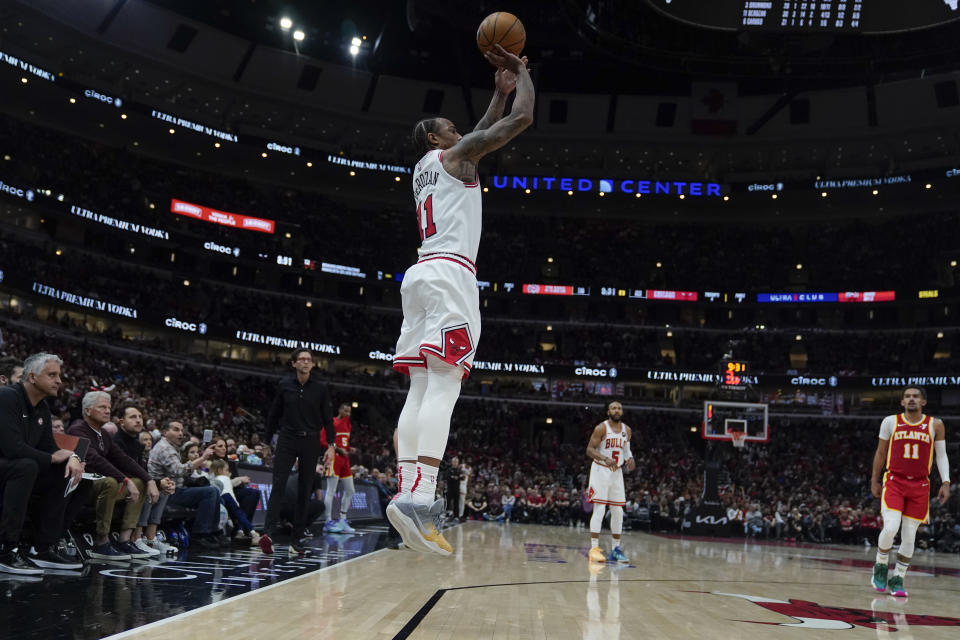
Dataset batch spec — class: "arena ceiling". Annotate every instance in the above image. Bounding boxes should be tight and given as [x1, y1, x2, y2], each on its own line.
[146, 0, 960, 93]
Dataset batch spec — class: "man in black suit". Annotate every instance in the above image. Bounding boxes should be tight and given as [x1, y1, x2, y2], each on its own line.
[0, 352, 83, 574]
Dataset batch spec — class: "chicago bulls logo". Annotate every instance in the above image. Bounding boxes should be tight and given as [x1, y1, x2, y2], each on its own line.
[420, 323, 474, 367]
[696, 591, 960, 631]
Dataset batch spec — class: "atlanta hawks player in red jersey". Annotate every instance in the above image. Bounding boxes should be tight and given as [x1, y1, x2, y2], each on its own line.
[321, 404, 357, 534]
[387, 44, 534, 556]
[870, 386, 950, 597]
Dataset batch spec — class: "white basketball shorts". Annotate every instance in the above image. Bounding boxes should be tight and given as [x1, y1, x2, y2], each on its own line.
[587, 463, 626, 507]
[393, 254, 480, 379]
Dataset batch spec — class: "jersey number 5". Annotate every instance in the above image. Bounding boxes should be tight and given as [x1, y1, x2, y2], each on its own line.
[417, 194, 437, 242]
[611, 451, 619, 466]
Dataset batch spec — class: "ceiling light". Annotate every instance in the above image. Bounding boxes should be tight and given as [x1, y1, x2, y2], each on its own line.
[351, 37, 362, 47]
[68, 97, 76, 104]
[279, 17, 293, 30]
[293, 30, 305, 42]
[349, 45, 359, 56]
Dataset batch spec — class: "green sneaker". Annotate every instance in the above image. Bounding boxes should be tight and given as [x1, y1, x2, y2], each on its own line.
[871, 562, 888, 592]
[888, 575, 908, 597]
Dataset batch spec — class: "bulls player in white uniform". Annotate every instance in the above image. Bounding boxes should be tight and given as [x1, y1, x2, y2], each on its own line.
[387, 44, 534, 556]
[585, 402, 635, 564]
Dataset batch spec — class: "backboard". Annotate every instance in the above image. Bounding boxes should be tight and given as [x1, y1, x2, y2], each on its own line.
[702, 400, 769, 443]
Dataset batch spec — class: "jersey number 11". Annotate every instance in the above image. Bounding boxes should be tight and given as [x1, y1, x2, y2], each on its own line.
[417, 194, 437, 242]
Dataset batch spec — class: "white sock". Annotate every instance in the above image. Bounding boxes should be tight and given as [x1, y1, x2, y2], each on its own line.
[413, 463, 439, 504]
[398, 461, 418, 495]
[590, 538, 599, 549]
[876, 550, 889, 565]
[894, 559, 909, 578]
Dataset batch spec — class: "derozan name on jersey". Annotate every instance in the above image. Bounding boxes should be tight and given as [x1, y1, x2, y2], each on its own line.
[413, 170, 439, 200]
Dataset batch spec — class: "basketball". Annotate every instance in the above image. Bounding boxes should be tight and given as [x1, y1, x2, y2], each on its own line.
[476, 12, 525, 57]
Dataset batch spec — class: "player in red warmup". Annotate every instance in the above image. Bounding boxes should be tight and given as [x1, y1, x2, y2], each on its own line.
[321, 404, 356, 534]
[387, 44, 534, 556]
[870, 386, 951, 597]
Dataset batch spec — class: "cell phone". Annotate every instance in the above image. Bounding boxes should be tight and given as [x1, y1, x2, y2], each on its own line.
[202, 429, 213, 445]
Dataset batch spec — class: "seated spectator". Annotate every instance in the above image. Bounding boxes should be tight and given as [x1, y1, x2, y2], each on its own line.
[66, 392, 161, 560]
[51, 418, 65, 435]
[859, 507, 881, 546]
[148, 421, 224, 550]
[180, 442, 212, 488]
[466, 491, 487, 520]
[210, 460, 260, 545]
[501, 487, 516, 523]
[0, 352, 82, 574]
[112, 404, 175, 555]
[210, 438, 259, 530]
[744, 504, 765, 538]
[0, 355, 22, 385]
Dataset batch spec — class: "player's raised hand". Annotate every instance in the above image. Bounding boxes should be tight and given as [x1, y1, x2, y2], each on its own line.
[484, 44, 526, 74]
[494, 55, 528, 94]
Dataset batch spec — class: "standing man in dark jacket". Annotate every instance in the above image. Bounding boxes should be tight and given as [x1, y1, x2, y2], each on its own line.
[0, 352, 83, 574]
[67, 391, 160, 560]
[258, 349, 335, 554]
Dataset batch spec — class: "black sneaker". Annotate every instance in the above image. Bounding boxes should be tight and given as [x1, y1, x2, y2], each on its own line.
[27, 546, 83, 570]
[193, 536, 221, 550]
[115, 540, 151, 560]
[87, 543, 132, 561]
[0, 548, 44, 575]
[288, 538, 311, 556]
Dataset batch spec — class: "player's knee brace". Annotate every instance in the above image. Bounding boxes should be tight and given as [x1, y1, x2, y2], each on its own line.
[898, 517, 920, 558]
[415, 358, 464, 460]
[877, 508, 902, 550]
[590, 504, 606, 533]
[397, 369, 428, 460]
[609, 506, 624, 535]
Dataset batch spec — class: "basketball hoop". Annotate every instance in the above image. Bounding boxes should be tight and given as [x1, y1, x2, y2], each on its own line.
[730, 431, 747, 449]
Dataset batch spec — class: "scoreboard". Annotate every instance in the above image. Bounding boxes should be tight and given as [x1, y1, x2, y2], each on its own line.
[720, 360, 750, 390]
[646, 1, 960, 34]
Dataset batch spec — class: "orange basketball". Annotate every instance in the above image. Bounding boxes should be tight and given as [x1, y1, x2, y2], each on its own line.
[476, 12, 525, 57]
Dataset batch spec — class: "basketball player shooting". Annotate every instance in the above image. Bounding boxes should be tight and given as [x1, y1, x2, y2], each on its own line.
[870, 386, 950, 597]
[585, 402, 635, 564]
[387, 43, 534, 556]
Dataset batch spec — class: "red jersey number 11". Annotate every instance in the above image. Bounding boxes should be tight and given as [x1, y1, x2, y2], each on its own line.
[417, 194, 437, 242]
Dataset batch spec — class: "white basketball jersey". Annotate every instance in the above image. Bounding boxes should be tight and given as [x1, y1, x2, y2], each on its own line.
[595, 421, 628, 469]
[412, 149, 482, 263]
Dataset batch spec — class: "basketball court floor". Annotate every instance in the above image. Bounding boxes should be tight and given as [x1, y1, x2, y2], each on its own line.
[26, 521, 951, 639]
